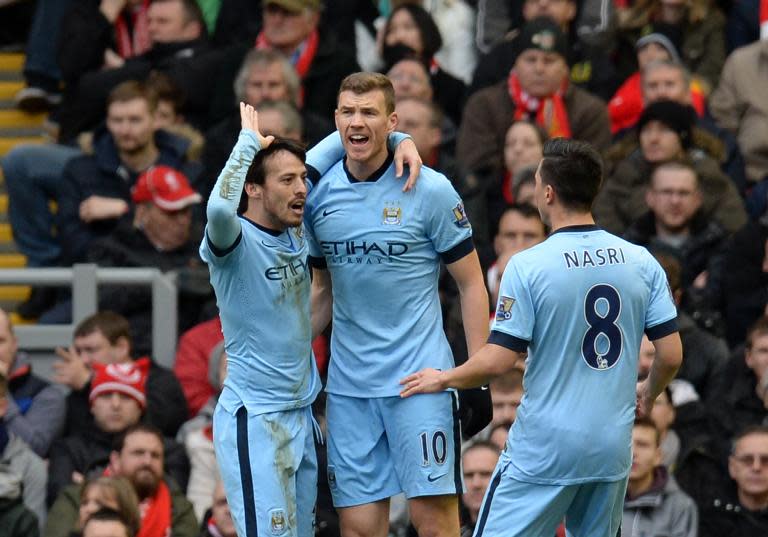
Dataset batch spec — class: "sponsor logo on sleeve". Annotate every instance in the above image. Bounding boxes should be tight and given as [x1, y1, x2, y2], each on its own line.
[495, 296, 515, 321]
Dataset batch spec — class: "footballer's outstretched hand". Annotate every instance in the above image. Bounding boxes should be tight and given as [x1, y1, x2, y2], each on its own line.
[400, 368, 446, 397]
[240, 102, 275, 149]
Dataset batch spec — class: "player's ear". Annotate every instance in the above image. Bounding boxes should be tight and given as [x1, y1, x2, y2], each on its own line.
[244, 182, 262, 200]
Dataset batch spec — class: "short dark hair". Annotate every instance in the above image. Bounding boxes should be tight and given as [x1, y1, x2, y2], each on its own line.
[338, 72, 396, 115]
[384, 3, 443, 59]
[113, 423, 165, 454]
[145, 71, 185, 113]
[634, 415, 660, 446]
[238, 139, 307, 213]
[501, 203, 542, 222]
[74, 311, 132, 347]
[747, 317, 768, 350]
[652, 252, 681, 293]
[539, 138, 603, 211]
[732, 425, 768, 453]
[82, 508, 134, 537]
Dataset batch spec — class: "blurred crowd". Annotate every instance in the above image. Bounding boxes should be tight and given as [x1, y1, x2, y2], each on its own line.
[1, 0, 768, 536]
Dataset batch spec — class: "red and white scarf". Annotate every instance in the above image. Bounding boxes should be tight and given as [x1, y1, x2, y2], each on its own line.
[761, 0, 768, 39]
[114, 0, 152, 59]
[508, 70, 572, 139]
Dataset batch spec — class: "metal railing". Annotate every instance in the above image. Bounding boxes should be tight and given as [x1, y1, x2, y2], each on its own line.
[0, 264, 178, 368]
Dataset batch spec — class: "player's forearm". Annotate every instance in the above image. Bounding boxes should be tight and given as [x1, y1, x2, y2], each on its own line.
[206, 130, 260, 248]
[647, 333, 683, 400]
[310, 269, 332, 338]
[458, 279, 490, 356]
[441, 344, 520, 390]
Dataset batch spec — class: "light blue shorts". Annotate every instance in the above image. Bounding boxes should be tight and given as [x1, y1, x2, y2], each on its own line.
[213, 402, 320, 537]
[474, 454, 626, 537]
[326, 391, 463, 508]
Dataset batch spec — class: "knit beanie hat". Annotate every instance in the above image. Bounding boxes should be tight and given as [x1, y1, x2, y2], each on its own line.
[636, 23, 683, 64]
[516, 17, 568, 61]
[637, 100, 697, 149]
[89, 358, 150, 410]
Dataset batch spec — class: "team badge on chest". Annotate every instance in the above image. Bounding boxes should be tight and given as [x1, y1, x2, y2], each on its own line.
[382, 202, 402, 225]
[269, 509, 287, 535]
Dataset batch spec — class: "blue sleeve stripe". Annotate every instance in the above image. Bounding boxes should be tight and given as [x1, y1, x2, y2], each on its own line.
[308, 255, 327, 269]
[645, 318, 679, 340]
[440, 237, 475, 264]
[207, 231, 242, 257]
[488, 330, 528, 352]
[307, 165, 321, 186]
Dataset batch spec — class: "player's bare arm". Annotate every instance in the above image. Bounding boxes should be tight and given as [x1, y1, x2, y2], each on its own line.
[636, 331, 683, 416]
[310, 267, 333, 339]
[400, 344, 525, 397]
[445, 250, 490, 356]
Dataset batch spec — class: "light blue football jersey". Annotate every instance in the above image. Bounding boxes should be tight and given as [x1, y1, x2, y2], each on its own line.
[305, 153, 473, 397]
[200, 219, 321, 415]
[490, 224, 678, 484]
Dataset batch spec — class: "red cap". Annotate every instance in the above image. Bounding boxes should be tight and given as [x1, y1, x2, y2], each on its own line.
[132, 165, 202, 211]
[89, 358, 150, 410]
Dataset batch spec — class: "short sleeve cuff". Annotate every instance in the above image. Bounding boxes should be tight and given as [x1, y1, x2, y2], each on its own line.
[206, 231, 242, 258]
[440, 237, 474, 265]
[645, 318, 679, 340]
[488, 330, 529, 352]
[308, 255, 327, 269]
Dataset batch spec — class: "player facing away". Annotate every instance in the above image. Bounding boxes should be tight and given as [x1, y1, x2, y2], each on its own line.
[307, 72, 490, 537]
[400, 138, 684, 537]
[202, 103, 422, 537]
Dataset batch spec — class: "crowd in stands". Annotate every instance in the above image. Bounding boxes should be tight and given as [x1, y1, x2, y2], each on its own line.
[1, 0, 768, 535]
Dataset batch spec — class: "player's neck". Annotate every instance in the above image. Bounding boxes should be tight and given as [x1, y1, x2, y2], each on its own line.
[243, 207, 285, 234]
[345, 148, 390, 181]
[546, 209, 595, 233]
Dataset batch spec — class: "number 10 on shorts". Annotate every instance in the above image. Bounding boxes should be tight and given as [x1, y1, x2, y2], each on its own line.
[420, 430, 448, 466]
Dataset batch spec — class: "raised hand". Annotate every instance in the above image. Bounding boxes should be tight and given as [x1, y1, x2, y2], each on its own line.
[53, 345, 92, 390]
[240, 102, 274, 150]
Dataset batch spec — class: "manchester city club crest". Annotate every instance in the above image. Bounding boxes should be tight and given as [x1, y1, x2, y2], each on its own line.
[496, 296, 515, 321]
[382, 205, 402, 225]
[269, 509, 287, 535]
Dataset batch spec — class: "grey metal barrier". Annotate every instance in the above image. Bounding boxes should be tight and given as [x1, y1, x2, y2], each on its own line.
[0, 264, 178, 368]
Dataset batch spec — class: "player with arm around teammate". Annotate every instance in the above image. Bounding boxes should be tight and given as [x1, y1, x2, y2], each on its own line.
[201, 103, 421, 537]
[401, 138, 683, 537]
[308, 72, 490, 537]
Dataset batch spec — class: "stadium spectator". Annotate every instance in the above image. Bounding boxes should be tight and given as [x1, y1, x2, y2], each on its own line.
[0, 472, 40, 537]
[56, 0, 212, 142]
[489, 369, 524, 430]
[471, 0, 618, 101]
[173, 317, 223, 418]
[709, 38, 768, 194]
[649, 387, 681, 470]
[47, 425, 196, 537]
[457, 17, 611, 178]
[79, 165, 207, 355]
[486, 204, 547, 303]
[623, 162, 728, 297]
[594, 100, 746, 235]
[0, 308, 65, 457]
[74, 477, 140, 537]
[176, 346, 224, 521]
[55, 80, 199, 268]
[720, 221, 768, 347]
[46, 361, 189, 506]
[697, 426, 768, 536]
[460, 441, 500, 537]
[81, 508, 135, 537]
[608, 25, 706, 134]
[378, 4, 466, 125]
[488, 423, 509, 453]
[54, 311, 188, 438]
[614, 0, 726, 94]
[622, 417, 698, 537]
[0, 370, 47, 531]
[198, 481, 236, 537]
[707, 318, 768, 451]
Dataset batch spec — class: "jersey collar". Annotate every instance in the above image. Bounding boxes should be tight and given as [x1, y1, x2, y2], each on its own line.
[343, 149, 394, 184]
[550, 224, 601, 236]
[240, 215, 282, 237]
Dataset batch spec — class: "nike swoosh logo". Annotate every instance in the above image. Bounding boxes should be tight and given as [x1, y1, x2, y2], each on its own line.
[261, 240, 280, 248]
[323, 208, 341, 217]
[427, 473, 447, 482]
